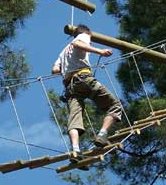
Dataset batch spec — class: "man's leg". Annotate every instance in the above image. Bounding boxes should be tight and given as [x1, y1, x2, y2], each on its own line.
[88, 80, 122, 147]
[68, 98, 89, 170]
[69, 129, 80, 152]
[94, 115, 116, 147]
[67, 97, 85, 152]
[98, 115, 115, 136]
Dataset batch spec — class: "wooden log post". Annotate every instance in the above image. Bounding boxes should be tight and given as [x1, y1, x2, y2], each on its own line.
[64, 24, 166, 62]
[59, 0, 96, 13]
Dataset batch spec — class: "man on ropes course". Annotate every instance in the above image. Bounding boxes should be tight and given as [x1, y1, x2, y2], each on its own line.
[52, 24, 122, 168]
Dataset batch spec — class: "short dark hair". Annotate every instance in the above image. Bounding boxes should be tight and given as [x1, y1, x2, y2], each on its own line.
[73, 24, 91, 37]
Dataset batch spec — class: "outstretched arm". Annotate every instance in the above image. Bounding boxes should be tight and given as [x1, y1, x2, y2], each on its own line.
[72, 40, 113, 57]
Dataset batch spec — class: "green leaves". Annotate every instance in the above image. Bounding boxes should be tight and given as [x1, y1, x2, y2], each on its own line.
[0, 0, 36, 101]
[0, 45, 29, 101]
[0, 0, 36, 42]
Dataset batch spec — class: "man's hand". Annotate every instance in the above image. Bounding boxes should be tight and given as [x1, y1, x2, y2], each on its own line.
[52, 65, 61, 74]
[100, 49, 113, 57]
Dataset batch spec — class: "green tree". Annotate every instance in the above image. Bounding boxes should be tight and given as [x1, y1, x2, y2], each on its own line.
[105, 0, 166, 99]
[102, 0, 166, 184]
[48, 1, 166, 184]
[0, 0, 36, 101]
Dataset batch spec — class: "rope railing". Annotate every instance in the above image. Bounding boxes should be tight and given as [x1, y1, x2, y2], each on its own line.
[0, 39, 166, 173]
[0, 40, 165, 90]
[7, 87, 31, 160]
[0, 135, 65, 154]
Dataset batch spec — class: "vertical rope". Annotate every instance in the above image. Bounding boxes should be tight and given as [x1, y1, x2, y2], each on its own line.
[161, 44, 166, 53]
[38, 77, 70, 155]
[71, 6, 74, 26]
[131, 53, 154, 113]
[7, 87, 31, 160]
[102, 64, 133, 129]
[84, 108, 96, 137]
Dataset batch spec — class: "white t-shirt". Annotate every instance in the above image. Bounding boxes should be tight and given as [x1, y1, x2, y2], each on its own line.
[54, 33, 91, 78]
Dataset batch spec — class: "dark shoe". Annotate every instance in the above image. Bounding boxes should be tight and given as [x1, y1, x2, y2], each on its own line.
[94, 135, 110, 147]
[70, 152, 89, 171]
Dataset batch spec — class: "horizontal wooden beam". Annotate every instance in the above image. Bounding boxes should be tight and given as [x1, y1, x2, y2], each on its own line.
[64, 24, 166, 62]
[108, 127, 147, 143]
[1, 114, 163, 174]
[59, 0, 96, 13]
[0, 160, 25, 173]
[115, 120, 158, 134]
[0, 143, 121, 173]
[150, 109, 166, 116]
[0, 154, 70, 173]
[134, 114, 166, 125]
[56, 155, 104, 173]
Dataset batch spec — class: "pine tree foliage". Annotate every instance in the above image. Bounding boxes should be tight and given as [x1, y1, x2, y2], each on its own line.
[102, 0, 166, 184]
[0, 0, 36, 101]
[105, 0, 166, 99]
[0, 0, 35, 42]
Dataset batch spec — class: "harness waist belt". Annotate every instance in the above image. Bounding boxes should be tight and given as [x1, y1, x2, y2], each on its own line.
[64, 68, 92, 86]
[74, 68, 91, 76]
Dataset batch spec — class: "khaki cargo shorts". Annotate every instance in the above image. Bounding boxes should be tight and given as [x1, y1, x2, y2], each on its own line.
[66, 75, 122, 135]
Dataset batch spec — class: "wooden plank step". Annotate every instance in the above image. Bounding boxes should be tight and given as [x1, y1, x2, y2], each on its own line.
[59, 0, 96, 13]
[0, 153, 70, 173]
[0, 156, 52, 173]
[0, 142, 122, 173]
[1, 117, 161, 174]
[108, 128, 142, 143]
[150, 109, 166, 116]
[56, 155, 104, 173]
[30, 143, 121, 169]
[108, 120, 162, 143]
[115, 120, 158, 134]
[83, 142, 122, 156]
[134, 114, 166, 124]
[0, 160, 26, 173]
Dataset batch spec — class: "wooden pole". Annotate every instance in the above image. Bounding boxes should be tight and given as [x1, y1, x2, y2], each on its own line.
[0, 142, 122, 173]
[134, 114, 166, 125]
[108, 128, 143, 142]
[59, 0, 96, 13]
[0, 160, 25, 173]
[0, 153, 70, 173]
[64, 24, 166, 62]
[115, 120, 158, 134]
[56, 155, 104, 173]
[150, 109, 166, 116]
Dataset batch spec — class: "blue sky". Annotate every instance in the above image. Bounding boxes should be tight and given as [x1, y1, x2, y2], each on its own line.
[0, 0, 164, 185]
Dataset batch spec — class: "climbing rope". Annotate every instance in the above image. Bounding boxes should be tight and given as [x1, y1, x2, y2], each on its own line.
[0, 135, 64, 154]
[101, 63, 133, 129]
[7, 86, 31, 160]
[71, 6, 74, 26]
[38, 77, 70, 155]
[102, 39, 166, 67]
[84, 107, 96, 137]
[131, 53, 154, 113]
[161, 44, 166, 53]
[0, 39, 166, 173]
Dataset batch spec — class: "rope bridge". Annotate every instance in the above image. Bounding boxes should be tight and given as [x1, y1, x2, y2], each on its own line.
[0, 39, 166, 173]
[0, 0, 166, 174]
